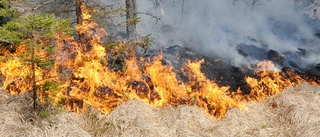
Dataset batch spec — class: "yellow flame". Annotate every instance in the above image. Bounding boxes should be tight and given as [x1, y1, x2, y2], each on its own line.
[0, 2, 318, 119]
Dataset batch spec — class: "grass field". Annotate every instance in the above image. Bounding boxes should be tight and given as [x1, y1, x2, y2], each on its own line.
[1, 83, 320, 137]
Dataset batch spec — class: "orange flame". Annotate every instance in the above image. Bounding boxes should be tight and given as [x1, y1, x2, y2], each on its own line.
[241, 61, 305, 101]
[0, 3, 318, 119]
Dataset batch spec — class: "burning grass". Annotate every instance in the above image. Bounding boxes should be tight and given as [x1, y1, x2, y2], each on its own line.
[0, 2, 319, 120]
[1, 2, 320, 137]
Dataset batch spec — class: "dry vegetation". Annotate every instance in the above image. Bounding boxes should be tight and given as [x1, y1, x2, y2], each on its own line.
[0, 83, 320, 137]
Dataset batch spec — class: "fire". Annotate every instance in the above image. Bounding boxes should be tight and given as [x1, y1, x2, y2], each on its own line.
[241, 61, 305, 101]
[0, 57, 32, 95]
[0, 3, 319, 119]
[182, 60, 247, 118]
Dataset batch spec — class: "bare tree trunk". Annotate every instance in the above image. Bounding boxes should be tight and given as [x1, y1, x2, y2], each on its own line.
[32, 44, 37, 110]
[126, 0, 136, 38]
[76, 0, 85, 41]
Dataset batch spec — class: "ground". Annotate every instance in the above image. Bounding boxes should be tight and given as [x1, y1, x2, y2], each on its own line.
[1, 83, 320, 137]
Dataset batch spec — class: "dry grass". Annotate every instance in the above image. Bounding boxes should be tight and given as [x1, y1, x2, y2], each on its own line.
[1, 83, 320, 137]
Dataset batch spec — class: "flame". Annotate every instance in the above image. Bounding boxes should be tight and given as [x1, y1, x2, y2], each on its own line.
[182, 60, 247, 118]
[240, 61, 305, 101]
[0, 3, 319, 118]
[0, 57, 32, 95]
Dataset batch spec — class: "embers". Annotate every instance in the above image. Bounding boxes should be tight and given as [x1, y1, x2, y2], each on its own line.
[95, 86, 118, 99]
[131, 75, 160, 102]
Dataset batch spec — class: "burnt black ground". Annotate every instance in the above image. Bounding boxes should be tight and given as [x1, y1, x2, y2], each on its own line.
[138, 43, 320, 94]
[140, 45, 252, 94]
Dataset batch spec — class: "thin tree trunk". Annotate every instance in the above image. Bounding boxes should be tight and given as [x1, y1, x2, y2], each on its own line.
[76, 0, 85, 41]
[126, 0, 136, 38]
[32, 44, 37, 110]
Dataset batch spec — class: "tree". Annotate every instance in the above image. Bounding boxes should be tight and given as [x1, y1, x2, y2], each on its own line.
[0, 0, 16, 54]
[76, 0, 85, 41]
[0, 13, 75, 109]
[0, 0, 155, 112]
[126, 0, 137, 38]
[0, 1, 17, 26]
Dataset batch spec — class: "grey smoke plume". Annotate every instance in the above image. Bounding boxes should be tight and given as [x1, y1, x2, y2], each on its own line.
[136, 0, 320, 68]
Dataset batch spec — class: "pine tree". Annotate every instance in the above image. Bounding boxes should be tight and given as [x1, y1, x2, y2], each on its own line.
[0, 0, 17, 26]
[0, 11, 75, 110]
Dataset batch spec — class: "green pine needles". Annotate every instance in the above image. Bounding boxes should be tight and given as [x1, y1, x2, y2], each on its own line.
[0, 3, 75, 110]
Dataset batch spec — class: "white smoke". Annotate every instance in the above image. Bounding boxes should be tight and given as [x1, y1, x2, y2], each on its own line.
[136, 0, 320, 67]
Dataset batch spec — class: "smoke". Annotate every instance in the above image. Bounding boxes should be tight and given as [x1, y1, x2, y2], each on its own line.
[136, 0, 320, 69]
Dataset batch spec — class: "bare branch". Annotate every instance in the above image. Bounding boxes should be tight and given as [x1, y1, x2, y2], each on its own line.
[33, 0, 55, 10]
[136, 11, 164, 25]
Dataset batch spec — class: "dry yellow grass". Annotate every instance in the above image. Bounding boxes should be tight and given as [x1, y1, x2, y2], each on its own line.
[1, 83, 320, 137]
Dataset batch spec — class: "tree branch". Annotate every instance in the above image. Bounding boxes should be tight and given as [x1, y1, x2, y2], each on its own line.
[136, 11, 163, 25]
[33, 0, 55, 10]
